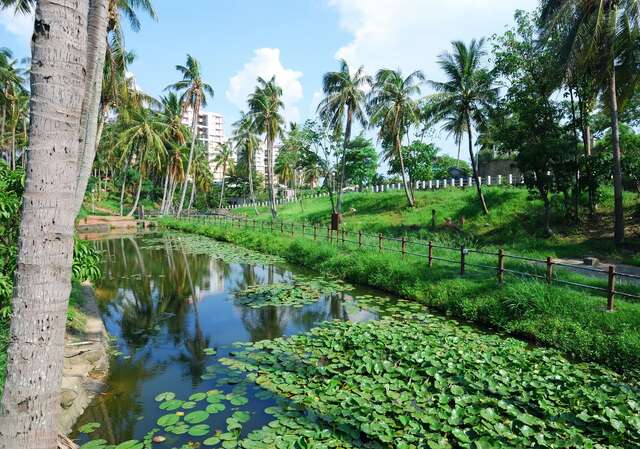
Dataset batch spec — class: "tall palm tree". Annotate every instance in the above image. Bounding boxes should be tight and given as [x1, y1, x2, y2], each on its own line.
[232, 111, 260, 213]
[0, 49, 25, 168]
[248, 76, 285, 218]
[115, 106, 167, 216]
[212, 142, 234, 209]
[318, 60, 371, 227]
[368, 69, 424, 207]
[428, 39, 497, 215]
[539, 0, 640, 245]
[166, 55, 214, 216]
[189, 143, 213, 212]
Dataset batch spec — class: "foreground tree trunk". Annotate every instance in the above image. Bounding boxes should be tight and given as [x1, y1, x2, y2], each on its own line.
[188, 181, 196, 213]
[218, 165, 227, 209]
[466, 115, 489, 215]
[0, 1, 88, 447]
[609, 71, 625, 245]
[247, 154, 258, 214]
[119, 156, 130, 216]
[333, 106, 353, 227]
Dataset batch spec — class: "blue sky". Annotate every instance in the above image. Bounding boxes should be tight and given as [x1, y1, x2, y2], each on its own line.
[1, 0, 539, 159]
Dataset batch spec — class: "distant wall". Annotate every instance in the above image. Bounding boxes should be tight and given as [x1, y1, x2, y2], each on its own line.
[479, 159, 521, 179]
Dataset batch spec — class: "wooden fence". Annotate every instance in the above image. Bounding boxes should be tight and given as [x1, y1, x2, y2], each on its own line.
[177, 214, 640, 312]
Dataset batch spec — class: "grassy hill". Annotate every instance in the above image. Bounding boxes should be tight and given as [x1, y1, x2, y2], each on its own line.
[233, 186, 640, 264]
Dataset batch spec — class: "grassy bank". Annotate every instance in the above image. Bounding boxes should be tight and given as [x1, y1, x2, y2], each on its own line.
[233, 187, 640, 263]
[160, 217, 640, 376]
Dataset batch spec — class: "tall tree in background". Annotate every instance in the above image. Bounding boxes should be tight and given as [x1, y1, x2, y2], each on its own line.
[318, 60, 371, 228]
[233, 111, 260, 213]
[0, 48, 25, 169]
[539, 0, 640, 245]
[249, 76, 284, 218]
[166, 55, 214, 217]
[0, 0, 110, 447]
[159, 92, 189, 214]
[368, 68, 424, 207]
[213, 142, 234, 209]
[428, 39, 497, 215]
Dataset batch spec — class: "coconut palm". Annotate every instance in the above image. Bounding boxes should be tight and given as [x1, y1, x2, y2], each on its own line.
[539, 0, 640, 244]
[212, 142, 235, 209]
[248, 76, 285, 218]
[0, 49, 25, 168]
[233, 111, 261, 213]
[166, 54, 214, 216]
[428, 39, 497, 215]
[318, 60, 371, 226]
[188, 142, 212, 213]
[115, 106, 167, 216]
[368, 69, 424, 207]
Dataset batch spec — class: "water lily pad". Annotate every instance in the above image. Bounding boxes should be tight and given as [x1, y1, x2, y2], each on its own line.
[157, 413, 180, 427]
[206, 402, 226, 414]
[188, 424, 211, 437]
[154, 392, 175, 402]
[189, 392, 207, 402]
[185, 410, 210, 424]
[78, 422, 101, 434]
[203, 436, 221, 446]
[159, 399, 183, 411]
[79, 440, 107, 449]
[114, 441, 143, 449]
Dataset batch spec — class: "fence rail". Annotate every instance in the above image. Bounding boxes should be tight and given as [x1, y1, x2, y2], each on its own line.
[174, 213, 640, 311]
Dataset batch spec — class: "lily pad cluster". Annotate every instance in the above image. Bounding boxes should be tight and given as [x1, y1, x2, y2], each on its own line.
[234, 276, 352, 309]
[221, 314, 640, 448]
[140, 233, 281, 265]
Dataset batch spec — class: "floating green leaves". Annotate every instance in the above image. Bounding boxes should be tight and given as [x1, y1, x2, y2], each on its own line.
[188, 424, 211, 437]
[156, 413, 180, 427]
[114, 441, 143, 449]
[221, 313, 640, 448]
[154, 391, 175, 402]
[184, 410, 209, 424]
[77, 422, 101, 434]
[158, 399, 183, 411]
[234, 282, 322, 308]
[79, 440, 107, 449]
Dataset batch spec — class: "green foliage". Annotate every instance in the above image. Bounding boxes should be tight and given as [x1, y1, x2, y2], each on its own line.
[388, 140, 438, 182]
[344, 135, 378, 187]
[160, 218, 640, 374]
[431, 155, 471, 179]
[234, 276, 350, 308]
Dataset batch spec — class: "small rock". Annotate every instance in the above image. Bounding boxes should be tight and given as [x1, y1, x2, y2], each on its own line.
[60, 389, 78, 409]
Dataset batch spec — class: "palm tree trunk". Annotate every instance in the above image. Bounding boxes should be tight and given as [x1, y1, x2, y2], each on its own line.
[178, 100, 200, 216]
[247, 152, 258, 214]
[336, 106, 353, 215]
[609, 70, 624, 245]
[218, 164, 226, 209]
[0, 0, 88, 446]
[160, 166, 170, 214]
[188, 181, 196, 213]
[267, 138, 277, 218]
[73, 0, 109, 211]
[120, 155, 130, 216]
[466, 115, 488, 215]
[127, 167, 144, 217]
[396, 133, 415, 207]
[569, 87, 580, 222]
[10, 123, 16, 170]
[0, 99, 6, 159]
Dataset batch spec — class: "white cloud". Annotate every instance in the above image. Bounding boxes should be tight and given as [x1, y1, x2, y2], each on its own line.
[0, 6, 34, 41]
[226, 48, 304, 124]
[327, 0, 539, 158]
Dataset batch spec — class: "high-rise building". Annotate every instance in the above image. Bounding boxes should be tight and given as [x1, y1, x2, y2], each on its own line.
[254, 141, 281, 180]
[181, 108, 229, 181]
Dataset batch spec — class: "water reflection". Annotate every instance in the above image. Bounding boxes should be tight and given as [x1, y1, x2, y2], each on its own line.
[73, 233, 378, 445]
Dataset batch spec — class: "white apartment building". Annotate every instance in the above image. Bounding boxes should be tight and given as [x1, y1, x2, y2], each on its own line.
[181, 108, 229, 181]
[254, 141, 281, 180]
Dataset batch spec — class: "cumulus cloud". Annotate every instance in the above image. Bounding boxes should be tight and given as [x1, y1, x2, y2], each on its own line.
[0, 6, 34, 42]
[226, 48, 304, 123]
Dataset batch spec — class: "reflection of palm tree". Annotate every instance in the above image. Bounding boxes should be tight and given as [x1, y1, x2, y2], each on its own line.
[240, 307, 288, 341]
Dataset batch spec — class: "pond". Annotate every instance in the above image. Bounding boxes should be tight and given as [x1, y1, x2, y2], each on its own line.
[72, 231, 640, 448]
[71, 232, 385, 448]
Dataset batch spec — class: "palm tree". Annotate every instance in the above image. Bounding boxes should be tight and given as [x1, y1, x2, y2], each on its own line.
[212, 142, 234, 209]
[166, 55, 214, 216]
[232, 111, 260, 213]
[368, 69, 424, 207]
[115, 106, 167, 216]
[0, 48, 25, 168]
[539, 0, 640, 245]
[318, 60, 371, 227]
[159, 92, 190, 214]
[189, 143, 213, 212]
[275, 145, 298, 196]
[428, 39, 497, 215]
[248, 76, 285, 218]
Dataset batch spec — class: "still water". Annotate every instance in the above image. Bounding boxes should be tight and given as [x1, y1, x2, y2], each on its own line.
[72, 232, 382, 447]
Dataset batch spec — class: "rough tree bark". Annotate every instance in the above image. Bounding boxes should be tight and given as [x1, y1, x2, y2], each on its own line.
[333, 106, 353, 229]
[177, 97, 200, 216]
[466, 114, 488, 215]
[0, 1, 89, 447]
[395, 132, 415, 208]
[266, 138, 278, 218]
[609, 70, 625, 245]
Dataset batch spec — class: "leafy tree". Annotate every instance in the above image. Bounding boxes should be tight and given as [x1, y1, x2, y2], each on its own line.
[344, 135, 378, 189]
[432, 155, 471, 180]
[539, 0, 640, 244]
[212, 142, 235, 209]
[428, 39, 497, 215]
[368, 69, 425, 207]
[388, 141, 437, 186]
[166, 54, 214, 216]
[232, 111, 261, 213]
[249, 76, 285, 218]
[318, 60, 371, 226]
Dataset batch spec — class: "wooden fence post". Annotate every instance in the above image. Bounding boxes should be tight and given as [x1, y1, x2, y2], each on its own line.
[327, 226, 331, 241]
[498, 249, 505, 285]
[291, 223, 295, 236]
[341, 229, 345, 245]
[270, 220, 274, 233]
[302, 223, 306, 237]
[313, 225, 317, 241]
[428, 241, 433, 268]
[358, 230, 363, 248]
[280, 221, 284, 234]
[607, 266, 616, 312]
[378, 234, 384, 252]
[460, 246, 466, 276]
[401, 237, 407, 258]
[546, 257, 554, 285]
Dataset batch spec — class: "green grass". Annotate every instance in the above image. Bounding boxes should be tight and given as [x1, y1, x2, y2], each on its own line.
[234, 186, 640, 264]
[160, 217, 640, 377]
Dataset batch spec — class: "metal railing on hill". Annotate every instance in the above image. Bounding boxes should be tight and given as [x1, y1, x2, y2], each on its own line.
[173, 213, 640, 311]
[219, 173, 524, 210]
